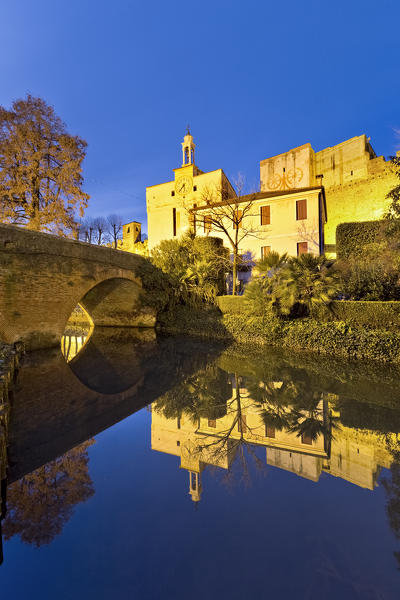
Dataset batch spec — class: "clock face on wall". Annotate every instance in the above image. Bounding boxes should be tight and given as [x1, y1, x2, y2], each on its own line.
[175, 176, 192, 196]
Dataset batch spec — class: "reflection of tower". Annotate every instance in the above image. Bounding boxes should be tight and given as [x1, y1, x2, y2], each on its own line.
[181, 127, 195, 166]
[189, 471, 202, 503]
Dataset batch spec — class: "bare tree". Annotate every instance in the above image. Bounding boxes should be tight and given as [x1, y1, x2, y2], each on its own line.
[192, 175, 263, 295]
[78, 217, 95, 243]
[107, 214, 123, 248]
[92, 217, 108, 245]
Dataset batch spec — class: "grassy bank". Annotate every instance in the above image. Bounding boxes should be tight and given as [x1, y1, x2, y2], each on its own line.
[159, 299, 400, 364]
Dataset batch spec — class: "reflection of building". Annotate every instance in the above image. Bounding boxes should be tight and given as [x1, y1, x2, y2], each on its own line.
[146, 132, 398, 258]
[151, 382, 394, 501]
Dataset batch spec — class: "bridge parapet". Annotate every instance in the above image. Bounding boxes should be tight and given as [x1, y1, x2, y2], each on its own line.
[0, 224, 156, 350]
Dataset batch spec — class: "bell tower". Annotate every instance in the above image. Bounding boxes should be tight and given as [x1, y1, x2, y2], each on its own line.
[181, 126, 195, 166]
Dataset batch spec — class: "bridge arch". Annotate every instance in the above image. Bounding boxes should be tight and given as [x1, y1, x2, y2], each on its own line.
[0, 224, 157, 350]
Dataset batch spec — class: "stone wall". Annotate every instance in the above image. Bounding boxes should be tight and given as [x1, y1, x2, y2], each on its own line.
[324, 167, 397, 252]
[0, 224, 156, 350]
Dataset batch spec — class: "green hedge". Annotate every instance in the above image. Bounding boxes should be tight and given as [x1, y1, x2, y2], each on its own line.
[218, 295, 400, 331]
[336, 220, 390, 259]
[216, 295, 248, 314]
[311, 300, 400, 330]
[221, 314, 400, 363]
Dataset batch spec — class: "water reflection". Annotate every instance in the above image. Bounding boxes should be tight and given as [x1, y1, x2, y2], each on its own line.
[3, 440, 94, 547]
[151, 369, 395, 496]
[2, 331, 400, 594]
[61, 333, 90, 362]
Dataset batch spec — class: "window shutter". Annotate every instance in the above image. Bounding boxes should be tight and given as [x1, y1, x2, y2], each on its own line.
[261, 205, 270, 225]
[265, 425, 275, 438]
[296, 199, 307, 220]
[297, 242, 308, 255]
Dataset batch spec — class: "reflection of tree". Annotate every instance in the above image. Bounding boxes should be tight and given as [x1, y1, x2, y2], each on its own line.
[247, 370, 336, 453]
[3, 440, 94, 547]
[153, 364, 231, 423]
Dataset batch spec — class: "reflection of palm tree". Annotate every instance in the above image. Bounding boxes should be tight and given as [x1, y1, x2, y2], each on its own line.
[248, 372, 336, 453]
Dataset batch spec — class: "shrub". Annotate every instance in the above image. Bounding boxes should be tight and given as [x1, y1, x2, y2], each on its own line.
[216, 295, 248, 314]
[311, 300, 400, 329]
[336, 220, 391, 260]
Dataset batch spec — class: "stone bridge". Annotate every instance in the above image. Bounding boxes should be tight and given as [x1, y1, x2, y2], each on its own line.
[0, 224, 156, 350]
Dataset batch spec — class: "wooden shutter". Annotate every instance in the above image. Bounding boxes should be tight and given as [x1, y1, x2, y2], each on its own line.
[301, 433, 312, 445]
[261, 246, 271, 259]
[297, 242, 308, 256]
[265, 425, 275, 438]
[261, 205, 270, 225]
[208, 419, 216, 428]
[296, 199, 307, 220]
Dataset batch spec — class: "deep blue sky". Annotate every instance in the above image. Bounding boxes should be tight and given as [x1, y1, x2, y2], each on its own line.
[1, 0, 399, 232]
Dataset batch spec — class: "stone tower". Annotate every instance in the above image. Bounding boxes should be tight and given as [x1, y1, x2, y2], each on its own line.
[181, 127, 196, 166]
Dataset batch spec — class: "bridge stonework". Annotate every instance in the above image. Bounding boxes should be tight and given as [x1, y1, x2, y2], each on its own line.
[0, 224, 156, 350]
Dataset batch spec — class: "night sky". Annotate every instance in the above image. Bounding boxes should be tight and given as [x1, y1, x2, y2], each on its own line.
[1, 0, 399, 232]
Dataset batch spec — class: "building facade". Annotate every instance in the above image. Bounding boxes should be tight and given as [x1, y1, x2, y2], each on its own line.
[146, 129, 235, 251]
[146, 131, 397, 260]
[260, 134, 398, 254]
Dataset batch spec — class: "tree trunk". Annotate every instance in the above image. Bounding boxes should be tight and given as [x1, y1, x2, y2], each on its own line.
[232, 250, 238, 296]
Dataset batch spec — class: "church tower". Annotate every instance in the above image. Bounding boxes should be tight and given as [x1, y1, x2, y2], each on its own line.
[181, 127, 195, 166]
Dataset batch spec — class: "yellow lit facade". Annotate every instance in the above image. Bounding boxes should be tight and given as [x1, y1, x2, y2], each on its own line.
[146, 132, 398, 259]
[146, 130, 235, 251]
[118, 221, 149, 256]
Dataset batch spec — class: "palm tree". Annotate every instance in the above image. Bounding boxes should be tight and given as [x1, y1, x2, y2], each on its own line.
[244, 251, 288, 317]
[275, 253, 340, 316]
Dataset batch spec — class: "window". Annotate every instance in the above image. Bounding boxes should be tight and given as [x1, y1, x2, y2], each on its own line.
[233, 210, 243, 229]
[208, 419, 216, 428]
[261, 246, 271, 259]
[301, 433, 312, 445]
[238, 414, 247, 432]
[127, 227, 130, 233]
[260, 205, 270, 225]
[173, 208, 177, 236]
[193, 185, 197, 191]
[177, 441, 180, 447]
[204, 215, 212, 233]
[265, 425, 275, 438]
[296, 199, 307, 220]
[297, 242, 308, 256]
[171, 190, 175, 196]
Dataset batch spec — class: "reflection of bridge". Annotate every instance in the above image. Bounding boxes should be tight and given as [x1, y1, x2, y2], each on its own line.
[0, 224, 156, 350]
[6, 330, 223, 483]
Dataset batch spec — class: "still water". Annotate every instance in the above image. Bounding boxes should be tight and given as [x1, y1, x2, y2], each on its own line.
[1, 327, 400, 599]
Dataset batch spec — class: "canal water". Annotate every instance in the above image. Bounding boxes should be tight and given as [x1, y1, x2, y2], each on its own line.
[1, 328, 400, 599]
